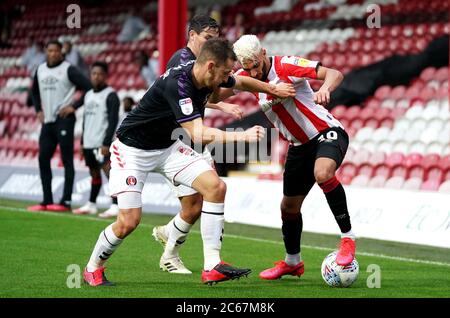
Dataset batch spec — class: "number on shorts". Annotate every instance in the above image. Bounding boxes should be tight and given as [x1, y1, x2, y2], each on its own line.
[318, 130, 338, 143]
[326, 131, 338, 140]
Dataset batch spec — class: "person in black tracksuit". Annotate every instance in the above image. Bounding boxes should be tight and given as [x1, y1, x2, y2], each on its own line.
[28, 40, 91, 212]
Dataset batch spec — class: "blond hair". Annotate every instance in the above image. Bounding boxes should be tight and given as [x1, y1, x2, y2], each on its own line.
[233, 34, 262, 64]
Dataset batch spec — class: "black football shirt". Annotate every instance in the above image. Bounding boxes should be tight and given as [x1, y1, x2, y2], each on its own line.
[116, 60, 235, 150]
[166, 47, 196, 69]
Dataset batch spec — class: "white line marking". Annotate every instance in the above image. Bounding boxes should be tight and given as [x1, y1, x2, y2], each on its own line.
[2, 205, 450, 267]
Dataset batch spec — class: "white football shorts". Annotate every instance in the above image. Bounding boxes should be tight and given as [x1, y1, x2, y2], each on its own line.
[109, 139, 214, 208]
[166, 146, 214, 197]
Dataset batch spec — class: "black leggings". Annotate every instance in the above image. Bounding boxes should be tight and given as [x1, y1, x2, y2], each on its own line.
[38, 116, 75, 205]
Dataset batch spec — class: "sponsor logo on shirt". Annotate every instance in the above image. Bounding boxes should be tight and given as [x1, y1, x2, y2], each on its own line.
[179, 97, 193, 115]
[42, 76, 59, 85]
[294, 58, 310, 67]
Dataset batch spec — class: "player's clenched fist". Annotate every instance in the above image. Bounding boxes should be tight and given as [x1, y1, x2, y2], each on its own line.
[244, 125, 265, 142]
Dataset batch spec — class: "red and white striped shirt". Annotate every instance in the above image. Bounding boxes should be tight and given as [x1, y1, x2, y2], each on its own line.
[236, 56, 344, 145]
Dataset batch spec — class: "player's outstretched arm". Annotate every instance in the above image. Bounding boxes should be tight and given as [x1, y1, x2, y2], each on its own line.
[234, 75, 296, 99]
[180, 117, 264, 144]
[205, 102, 244, 120]
[207, 76, 295, 105]
[314, 66, 344, 106]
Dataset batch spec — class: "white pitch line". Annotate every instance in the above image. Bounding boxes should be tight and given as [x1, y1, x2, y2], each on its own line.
[2, 205, 450, 268]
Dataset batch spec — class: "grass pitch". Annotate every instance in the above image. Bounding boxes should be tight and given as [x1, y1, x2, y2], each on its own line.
[0, 198, 449, 298]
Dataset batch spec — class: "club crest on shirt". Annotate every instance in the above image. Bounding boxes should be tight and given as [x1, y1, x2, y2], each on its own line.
[126, 176, 137, 186]
[178, 146, 194, 156]
[179, 98, 193, 115]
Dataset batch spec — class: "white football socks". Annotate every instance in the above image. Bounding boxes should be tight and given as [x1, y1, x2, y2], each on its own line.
[341, 230, 356, 240]
[86, 223, 122, 272]
[201, 201, 225, 271]
[163, 213, 193, 258]
[285, 253, 301, 266]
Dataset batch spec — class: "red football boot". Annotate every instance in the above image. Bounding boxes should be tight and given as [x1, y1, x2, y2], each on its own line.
[27, 204, 48, 212]
[201, 261, 251, 285]
[259, 260, 304, 280]
[336, 237, 356, 266]
[83, 267, 114, 286]
[46, 204, 71, 212]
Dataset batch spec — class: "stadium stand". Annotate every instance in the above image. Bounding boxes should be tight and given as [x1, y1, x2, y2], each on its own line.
[0, 0, 448, 193]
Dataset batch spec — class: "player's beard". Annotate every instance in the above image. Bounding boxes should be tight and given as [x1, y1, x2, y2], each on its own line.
[261, 58, 271, 82]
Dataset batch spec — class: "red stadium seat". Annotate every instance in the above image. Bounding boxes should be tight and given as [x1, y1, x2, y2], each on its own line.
[331, 105, 347, 118]
[349, 118, 364, 131]
[363, 117, 379, 129]
[373, 164, 391, 178]
[342, 106, 361, 121]
[391, 165, 408, 178]
[358, 107, 376, 121]
[443, 169, 450, 182]
[339, 163, 358, 179]
[390, 85, 407, 100]
[379, 117, 394, 129]
[420, 179, 440, 191]
[339, 175, 353, 185]
[366, 98, 381, 109]
[439, 155, 450, 170]
[422, 153, 441, 170]
[402, 177, 422, 190]
[358, 163, 374, 177]
[435, 67, 449, 82]
[407, 164, 425, 180]
[375, 85, 391, 100]
[404, 153, 423, 168]
[386, 152, 405, 167]
[426, 166, 444, 182]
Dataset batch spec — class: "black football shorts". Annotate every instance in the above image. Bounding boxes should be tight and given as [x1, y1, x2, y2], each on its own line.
[283, 127, 349, 197]
[83, 148, 110, 169]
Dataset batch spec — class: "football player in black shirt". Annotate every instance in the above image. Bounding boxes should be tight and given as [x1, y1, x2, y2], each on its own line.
[83, 38, 295, 286]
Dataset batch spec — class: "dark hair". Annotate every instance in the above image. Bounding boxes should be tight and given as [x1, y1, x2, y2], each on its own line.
[91, 61, 108, 74]
[197, 38, 237, 66]
[188, 14, 219, 34]
[123, 96, 135, 104]
[46, 40, 63, 49]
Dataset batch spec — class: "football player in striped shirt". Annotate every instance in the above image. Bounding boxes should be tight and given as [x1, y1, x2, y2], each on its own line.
[229, 35, 356, 280]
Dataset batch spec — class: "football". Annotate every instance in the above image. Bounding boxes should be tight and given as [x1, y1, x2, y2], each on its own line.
[321, 251, 359, 287]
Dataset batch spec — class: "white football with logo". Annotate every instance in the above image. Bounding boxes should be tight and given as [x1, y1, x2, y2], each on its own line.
[321, 251, 359, 287]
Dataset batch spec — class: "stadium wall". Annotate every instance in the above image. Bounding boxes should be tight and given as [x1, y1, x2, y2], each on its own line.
[0, 166, 448, 248]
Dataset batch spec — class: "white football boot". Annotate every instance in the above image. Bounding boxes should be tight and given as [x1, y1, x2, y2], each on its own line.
[98, 204, 119, 218]
[152, 226, 168, 247]
[73, 202, 97, 215]
[159, 255, 192, 274]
